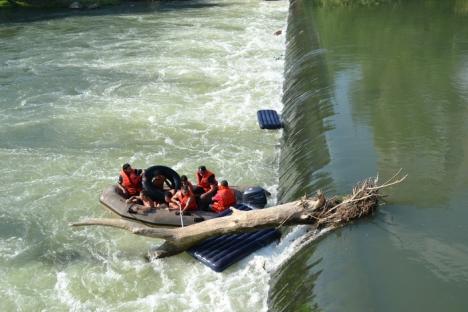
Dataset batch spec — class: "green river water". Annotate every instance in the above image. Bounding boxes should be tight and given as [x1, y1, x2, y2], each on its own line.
[2, 0, 468, 311]
[271, 0, 468, 311]
[0, 1, 287, 310]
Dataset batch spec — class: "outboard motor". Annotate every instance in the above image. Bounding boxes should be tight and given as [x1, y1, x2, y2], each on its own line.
[242, 186, 270, 209]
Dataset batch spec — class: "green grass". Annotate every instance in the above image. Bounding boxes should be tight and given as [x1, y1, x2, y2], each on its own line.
[0, 0, 17, 8]
[0, 0, 39, 8]
[0, 0, 122, 9]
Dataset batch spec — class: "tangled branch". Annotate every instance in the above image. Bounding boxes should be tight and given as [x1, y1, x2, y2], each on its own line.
[310, 171, 406, 229]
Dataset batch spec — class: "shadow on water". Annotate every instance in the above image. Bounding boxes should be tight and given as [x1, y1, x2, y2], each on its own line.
[0, 0, 227, 24]
[268, 239, 323, 312]
[278, 0, 335, 203]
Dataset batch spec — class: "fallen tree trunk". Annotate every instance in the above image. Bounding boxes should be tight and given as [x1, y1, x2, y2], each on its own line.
[71, 173, 405, 259]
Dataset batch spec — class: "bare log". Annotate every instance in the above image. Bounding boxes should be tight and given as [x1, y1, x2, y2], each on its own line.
[71, 173, 405, 259]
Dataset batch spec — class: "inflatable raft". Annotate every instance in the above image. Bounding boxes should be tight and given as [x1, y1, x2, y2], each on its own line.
[99, 164, 278, 271]
[101, 165, 271, 225]
[99, 185, 219, 227]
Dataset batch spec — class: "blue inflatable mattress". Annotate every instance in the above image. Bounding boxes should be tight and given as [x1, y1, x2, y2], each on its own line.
[257, 109, 283, 129]
[188, 204, 281, 272]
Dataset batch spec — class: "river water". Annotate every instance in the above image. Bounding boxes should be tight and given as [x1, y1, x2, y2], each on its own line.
[270, 0, 468, 311]
[2, 0, 468, 311]
[0, 1, 288, 310]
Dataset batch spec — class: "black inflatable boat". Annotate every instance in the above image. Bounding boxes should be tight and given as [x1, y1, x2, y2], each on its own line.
[99, 183, 273, 227]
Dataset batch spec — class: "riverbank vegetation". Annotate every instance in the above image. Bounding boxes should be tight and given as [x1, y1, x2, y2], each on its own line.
[311, 0, 399, 7]
[0, 0, 121, 9]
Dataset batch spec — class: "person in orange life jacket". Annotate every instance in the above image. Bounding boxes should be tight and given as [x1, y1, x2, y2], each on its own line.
[127, 190, 156, 214]
[194, 165, 218, 201]
[211, 180, 237, 213]
[180, 175, 194, 192]
[117, 163, 143, 197]
[169, 185, 197, 212]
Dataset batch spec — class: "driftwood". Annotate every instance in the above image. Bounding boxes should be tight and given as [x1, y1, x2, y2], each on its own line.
[71, 172, 406, 259]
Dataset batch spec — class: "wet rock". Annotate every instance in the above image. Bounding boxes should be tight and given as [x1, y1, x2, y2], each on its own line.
[87, 3, 99, 9]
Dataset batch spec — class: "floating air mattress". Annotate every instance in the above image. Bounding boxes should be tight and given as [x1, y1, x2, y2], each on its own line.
[257, 109, 283, 129]
[188, 204, 281, 272]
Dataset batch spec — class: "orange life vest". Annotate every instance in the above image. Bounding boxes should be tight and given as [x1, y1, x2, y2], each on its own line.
[120, 169, 142, 196]
[196, 169, 217, 192]
[212, 186, 236, 212]
[176, 191, 197, 211]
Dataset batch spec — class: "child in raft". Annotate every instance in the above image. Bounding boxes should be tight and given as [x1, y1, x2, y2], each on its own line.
[126, 190, 156, 214]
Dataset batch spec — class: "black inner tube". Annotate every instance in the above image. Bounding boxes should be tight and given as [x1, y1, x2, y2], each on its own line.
[142, 165, 181, 202]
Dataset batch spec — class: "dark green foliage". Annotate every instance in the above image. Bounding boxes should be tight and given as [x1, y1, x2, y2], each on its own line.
[0, 0, 122, 9]
[311, 0, 402, 7]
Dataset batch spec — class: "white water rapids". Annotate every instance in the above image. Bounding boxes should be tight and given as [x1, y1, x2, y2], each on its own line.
[0, 1, 321, 311]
